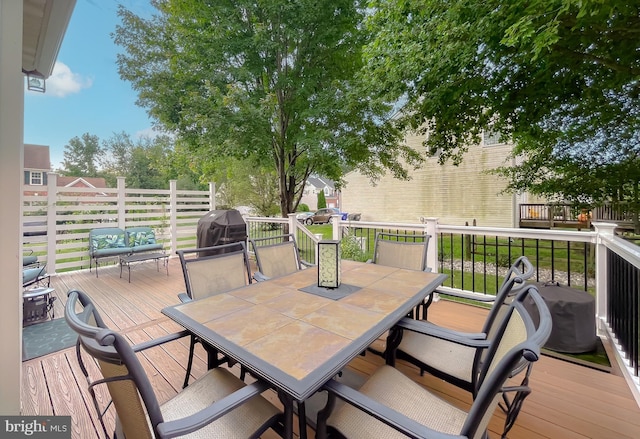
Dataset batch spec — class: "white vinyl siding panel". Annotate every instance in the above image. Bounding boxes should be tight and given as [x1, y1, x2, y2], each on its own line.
[341, 134, 515, 227]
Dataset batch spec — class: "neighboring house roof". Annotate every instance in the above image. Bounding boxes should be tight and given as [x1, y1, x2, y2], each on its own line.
[307, 176, 335, 191]
[24, 144, 51, 170]
[57, 176, 107, 189]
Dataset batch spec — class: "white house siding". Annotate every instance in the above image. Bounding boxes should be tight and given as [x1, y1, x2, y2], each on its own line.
[341, 134, 516, 227]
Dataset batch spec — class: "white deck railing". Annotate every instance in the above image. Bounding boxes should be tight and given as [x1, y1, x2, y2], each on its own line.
[23, 187, 640, 404]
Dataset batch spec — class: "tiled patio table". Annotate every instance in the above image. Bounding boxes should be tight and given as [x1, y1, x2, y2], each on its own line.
[162, 260, 446, 438]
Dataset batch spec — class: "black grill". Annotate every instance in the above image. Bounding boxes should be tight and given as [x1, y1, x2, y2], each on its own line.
[196, 209, 247, 256]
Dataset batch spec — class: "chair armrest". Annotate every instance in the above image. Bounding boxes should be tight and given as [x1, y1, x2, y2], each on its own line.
[320, 379, 464, 439]
[131, 330, 190, 353]
[435, 287, 496, 303]
[300, 259, 315, 268]
[400, 319, 487, 340]
[395, 318, 490, 347]
[253, 271, 270, 282]
[177, 292, 192, 303]
[156, 380, 272, 438]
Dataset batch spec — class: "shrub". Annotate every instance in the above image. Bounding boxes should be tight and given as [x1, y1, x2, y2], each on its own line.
[317, 191, 327, 209]
[341, 234, 368, 262]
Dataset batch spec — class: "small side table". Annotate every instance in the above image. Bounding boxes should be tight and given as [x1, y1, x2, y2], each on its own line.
[23, 287, 56, 326]
[119, 252, 169, 283]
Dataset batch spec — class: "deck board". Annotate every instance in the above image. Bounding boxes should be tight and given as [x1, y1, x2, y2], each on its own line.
[21, 258, 640, 438]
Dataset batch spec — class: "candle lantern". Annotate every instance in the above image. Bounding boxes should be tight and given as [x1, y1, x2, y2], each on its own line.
[318, 240, 341, 288]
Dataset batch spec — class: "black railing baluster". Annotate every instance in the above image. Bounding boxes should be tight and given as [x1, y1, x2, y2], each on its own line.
[607, 249, 640, 378]
[567, 241, 572, 287]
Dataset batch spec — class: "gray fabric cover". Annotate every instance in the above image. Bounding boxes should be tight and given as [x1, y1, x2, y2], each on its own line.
[525, 281, 597, 353]
[197, 210, 247, 256]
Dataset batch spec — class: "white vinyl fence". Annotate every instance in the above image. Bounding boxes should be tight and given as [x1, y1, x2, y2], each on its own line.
[23, 174, 215, 273]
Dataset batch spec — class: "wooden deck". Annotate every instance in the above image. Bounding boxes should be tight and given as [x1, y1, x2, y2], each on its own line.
[21, 258, 640, 438]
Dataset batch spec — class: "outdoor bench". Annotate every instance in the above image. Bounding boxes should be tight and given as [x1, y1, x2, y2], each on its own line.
[89, 226, 164, 276]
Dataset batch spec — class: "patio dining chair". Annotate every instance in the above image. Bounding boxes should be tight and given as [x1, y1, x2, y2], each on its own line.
[389, 256, 535, 388]
[316, 284, 552, 439]
[22, 264, 50, 289]
[249, 234, 314, 281]
[177, 241, 252, 387]
[65, 289, 284, 439]
[385, 257, 538, 437]
[369, 232, 431, 272]
[368, 232, 432, 320]
[23, 249, 39, 267]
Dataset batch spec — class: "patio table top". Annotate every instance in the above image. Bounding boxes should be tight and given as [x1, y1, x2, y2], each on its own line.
[162, 260, 445, 436]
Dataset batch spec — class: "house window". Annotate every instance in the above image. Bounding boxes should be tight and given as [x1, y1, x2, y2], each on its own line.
[483, 130, 504, 147]
[30, 171, 43, 185]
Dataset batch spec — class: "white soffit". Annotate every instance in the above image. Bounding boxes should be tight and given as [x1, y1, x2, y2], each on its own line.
[22, 0, 76, 79]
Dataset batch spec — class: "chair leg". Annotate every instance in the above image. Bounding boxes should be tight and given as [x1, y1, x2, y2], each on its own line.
[183, 335, 197, 388]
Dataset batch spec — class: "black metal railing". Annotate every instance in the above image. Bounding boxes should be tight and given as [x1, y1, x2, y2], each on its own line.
[437, 231, 594, 295]
[245, 220, 318, 264]
[340, 227, 425, 262]
[607, 249, 640, 377]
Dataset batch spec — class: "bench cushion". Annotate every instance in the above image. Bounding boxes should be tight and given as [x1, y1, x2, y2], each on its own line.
[89, 227, 128, 256]
[126, 227, 157, 246]
[130, 243, 164, 253]
[126, 227, 163, 253]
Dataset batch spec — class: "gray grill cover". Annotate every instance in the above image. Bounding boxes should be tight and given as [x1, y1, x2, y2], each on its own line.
[525, 282, 597, 354]
[196, 210, 247, 256]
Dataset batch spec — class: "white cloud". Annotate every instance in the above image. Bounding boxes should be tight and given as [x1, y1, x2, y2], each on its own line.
[43, 62, 93, 97]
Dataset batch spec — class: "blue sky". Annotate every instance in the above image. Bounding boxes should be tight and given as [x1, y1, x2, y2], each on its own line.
[24, 0, 156, 169]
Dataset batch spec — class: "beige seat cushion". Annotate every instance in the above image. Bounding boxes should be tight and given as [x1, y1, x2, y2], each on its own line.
[328, 365, 467, 439]
[161, 368, 280, 439]
[398, 331, 475, 382]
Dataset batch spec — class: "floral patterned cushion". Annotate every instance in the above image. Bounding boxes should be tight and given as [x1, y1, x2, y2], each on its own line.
[128, 229, 156, 247]
[91, 232, 127, 250]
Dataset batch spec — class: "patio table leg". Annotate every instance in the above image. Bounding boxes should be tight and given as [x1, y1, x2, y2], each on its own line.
[297, 401, 307, 439]
[278, 391, 295, 439]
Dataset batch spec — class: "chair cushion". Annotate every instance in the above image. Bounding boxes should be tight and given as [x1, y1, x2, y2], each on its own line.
[161, 368, 280, 439]
[23, 255, 38, 266]
[398, 331, 475, 382]
[328, 365, 467, 439]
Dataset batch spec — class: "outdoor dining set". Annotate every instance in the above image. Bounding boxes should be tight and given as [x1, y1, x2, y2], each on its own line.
[63, 231, 552, 439]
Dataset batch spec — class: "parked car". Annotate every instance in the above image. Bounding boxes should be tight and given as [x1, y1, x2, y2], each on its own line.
[304, 207, 348, 225]
[296, 211, 314, 222]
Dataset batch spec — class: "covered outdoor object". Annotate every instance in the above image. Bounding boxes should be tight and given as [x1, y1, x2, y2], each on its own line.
[525, 281, 597, 354]
[196, 209, 247, 256]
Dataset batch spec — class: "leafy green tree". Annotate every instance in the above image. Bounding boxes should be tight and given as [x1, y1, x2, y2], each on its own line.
[317, 191, 327, 209]
[101, 132, 174, 189]
[211, 157, 280, 217]
[61, 133, 103, 177]
[363, 0, 640, 207]
[114, 0, 422, 217]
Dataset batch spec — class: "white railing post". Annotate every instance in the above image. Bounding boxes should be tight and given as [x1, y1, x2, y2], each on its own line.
[331, 215, 341, 240]
[46, 172, 57, 273]
[209, 182, 216, 210]
[424, 217, 439, 272]
[287, 213, 298, 236]
[169, 180, 178, 255]
[117, 177, 126, 228]
[593, 222, 617, 334]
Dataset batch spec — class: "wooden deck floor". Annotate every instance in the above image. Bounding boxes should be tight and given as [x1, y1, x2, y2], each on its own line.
[21, 258, 640, 438]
